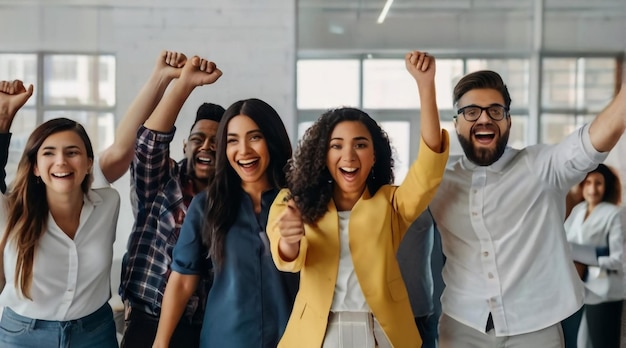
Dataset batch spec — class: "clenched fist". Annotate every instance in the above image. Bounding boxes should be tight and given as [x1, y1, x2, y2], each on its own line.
[276, 199, 305, 261]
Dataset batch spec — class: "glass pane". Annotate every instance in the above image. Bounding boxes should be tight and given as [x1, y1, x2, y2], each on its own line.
[542, 58, 577, 108]
[437, 59, 465, 109]
[543, 57, 616, 111]
[441, 121, 463, 157]
[0, 54, 38, 107]
[509, 115, 528, 149]
[540, 113, 594, 144]
[581, 58, 615, 112]
[44, 111, 115, 153]
[380, 121, 410, 184]
[467, 59, 530, 107]
[6, 109, 38, 186]
[43, 54, 116, 107]
[363, 59, 419, 109]
[297, 59, 360, 109]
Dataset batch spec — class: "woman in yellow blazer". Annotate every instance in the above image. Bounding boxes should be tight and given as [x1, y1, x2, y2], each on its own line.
[268, 51, 449, 348]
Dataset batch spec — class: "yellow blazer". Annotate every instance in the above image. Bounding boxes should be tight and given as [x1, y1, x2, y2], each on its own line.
[268, 132, 449, 348]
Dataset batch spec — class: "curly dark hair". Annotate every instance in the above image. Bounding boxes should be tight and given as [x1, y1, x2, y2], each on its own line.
[202, 98, 292, 269]
[287, 107, 394, 224]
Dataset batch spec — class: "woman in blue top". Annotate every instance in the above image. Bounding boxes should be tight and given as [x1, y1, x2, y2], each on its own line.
[153, 98, 299, 348]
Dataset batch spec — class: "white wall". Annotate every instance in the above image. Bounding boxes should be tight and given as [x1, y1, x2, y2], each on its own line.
[0, 0, 297, 304]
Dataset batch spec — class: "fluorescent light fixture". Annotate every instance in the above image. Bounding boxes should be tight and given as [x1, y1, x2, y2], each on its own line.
[376, 0, 394, 24]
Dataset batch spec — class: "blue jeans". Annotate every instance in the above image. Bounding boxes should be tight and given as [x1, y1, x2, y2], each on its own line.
[0, 303, 118, 348]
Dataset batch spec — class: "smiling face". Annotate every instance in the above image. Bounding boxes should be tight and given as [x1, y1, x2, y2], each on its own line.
[184, 119, 220, 189]
[326, 120, 375, 209]
[33, 130, 93, 198]
[582, 172, 606, 208]
[226, 115, 271, 193]
[455, 88, 511, 166]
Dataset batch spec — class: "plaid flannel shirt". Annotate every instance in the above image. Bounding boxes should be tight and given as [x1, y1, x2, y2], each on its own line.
[119, 125, 209, 323]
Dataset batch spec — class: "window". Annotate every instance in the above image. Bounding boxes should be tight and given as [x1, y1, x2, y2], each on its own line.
[297, 54, 620, 180]
[297, 59, 360, 109]
[44, 55, 116, 107]
[362, 59, 419, 109]
[380, 121, 410, 184]
[0, 52, 116, 184]
[541, 57, 618, 143]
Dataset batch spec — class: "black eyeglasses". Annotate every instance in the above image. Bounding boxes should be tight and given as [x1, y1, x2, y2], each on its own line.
[455, 104, 509, 122]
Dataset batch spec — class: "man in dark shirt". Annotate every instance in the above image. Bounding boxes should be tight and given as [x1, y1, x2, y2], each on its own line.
[397, 208, 445, 348]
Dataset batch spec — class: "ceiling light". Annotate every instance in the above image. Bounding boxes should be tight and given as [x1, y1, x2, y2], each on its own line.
[377, 0, 394, 24]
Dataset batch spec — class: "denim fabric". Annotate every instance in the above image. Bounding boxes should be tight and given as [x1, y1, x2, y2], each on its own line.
[0, 303, 117, 348]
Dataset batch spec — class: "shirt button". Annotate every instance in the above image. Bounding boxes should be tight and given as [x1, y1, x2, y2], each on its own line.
[472, 212, 478, 216]
[483, 251, 489, 257]
[473, 189, 477, 194]
[488, 273, 494, 279]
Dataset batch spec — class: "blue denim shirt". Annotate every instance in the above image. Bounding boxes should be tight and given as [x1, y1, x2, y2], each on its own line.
[172, 189, 299, 348]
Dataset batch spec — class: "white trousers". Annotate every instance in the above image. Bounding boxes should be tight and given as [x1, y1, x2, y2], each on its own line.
[322, 311, 392, 348]
[439, 313, 564, 348]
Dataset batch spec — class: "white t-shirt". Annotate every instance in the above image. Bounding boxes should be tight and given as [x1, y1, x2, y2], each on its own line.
[330, 211, 371, 312]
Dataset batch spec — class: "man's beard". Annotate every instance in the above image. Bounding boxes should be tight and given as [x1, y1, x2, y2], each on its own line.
[457, 128, 509, 166]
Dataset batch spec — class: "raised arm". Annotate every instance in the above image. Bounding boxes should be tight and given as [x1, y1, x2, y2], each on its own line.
[405, 51, 443, 153]
[0, 80, 34, 193]
[588, 80, 626, 152]
[98, 50, 187, 183]
[144, 55, 222, 133]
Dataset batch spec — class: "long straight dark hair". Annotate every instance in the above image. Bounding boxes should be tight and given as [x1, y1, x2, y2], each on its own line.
[202, 98, 292, 269]
[0, 118, 93, 299]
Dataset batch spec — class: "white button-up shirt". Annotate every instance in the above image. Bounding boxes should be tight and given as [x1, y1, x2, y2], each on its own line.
[430, 124, 607, 336]
[566, 201, 624, 304]
[0, 160, 120, 321]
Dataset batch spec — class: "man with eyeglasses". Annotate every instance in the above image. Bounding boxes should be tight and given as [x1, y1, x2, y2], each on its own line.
[428, 70, 626, 347]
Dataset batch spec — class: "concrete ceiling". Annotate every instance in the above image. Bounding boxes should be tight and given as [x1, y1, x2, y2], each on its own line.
[299, 0, 626, 19]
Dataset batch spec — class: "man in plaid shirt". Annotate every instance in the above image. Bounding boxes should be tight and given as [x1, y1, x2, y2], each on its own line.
[119, 55, 224, 348]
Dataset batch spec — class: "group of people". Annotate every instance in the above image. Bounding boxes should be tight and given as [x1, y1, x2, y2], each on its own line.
[0, 48, 623, 348]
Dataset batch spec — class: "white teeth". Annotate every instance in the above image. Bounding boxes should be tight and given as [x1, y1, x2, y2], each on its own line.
[198, 156, 210, 161]
[475, 131, 494, 135]
[238, 159, 257, 165]
[340, 167, 358, 173]
[52, 172, 71, 178]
